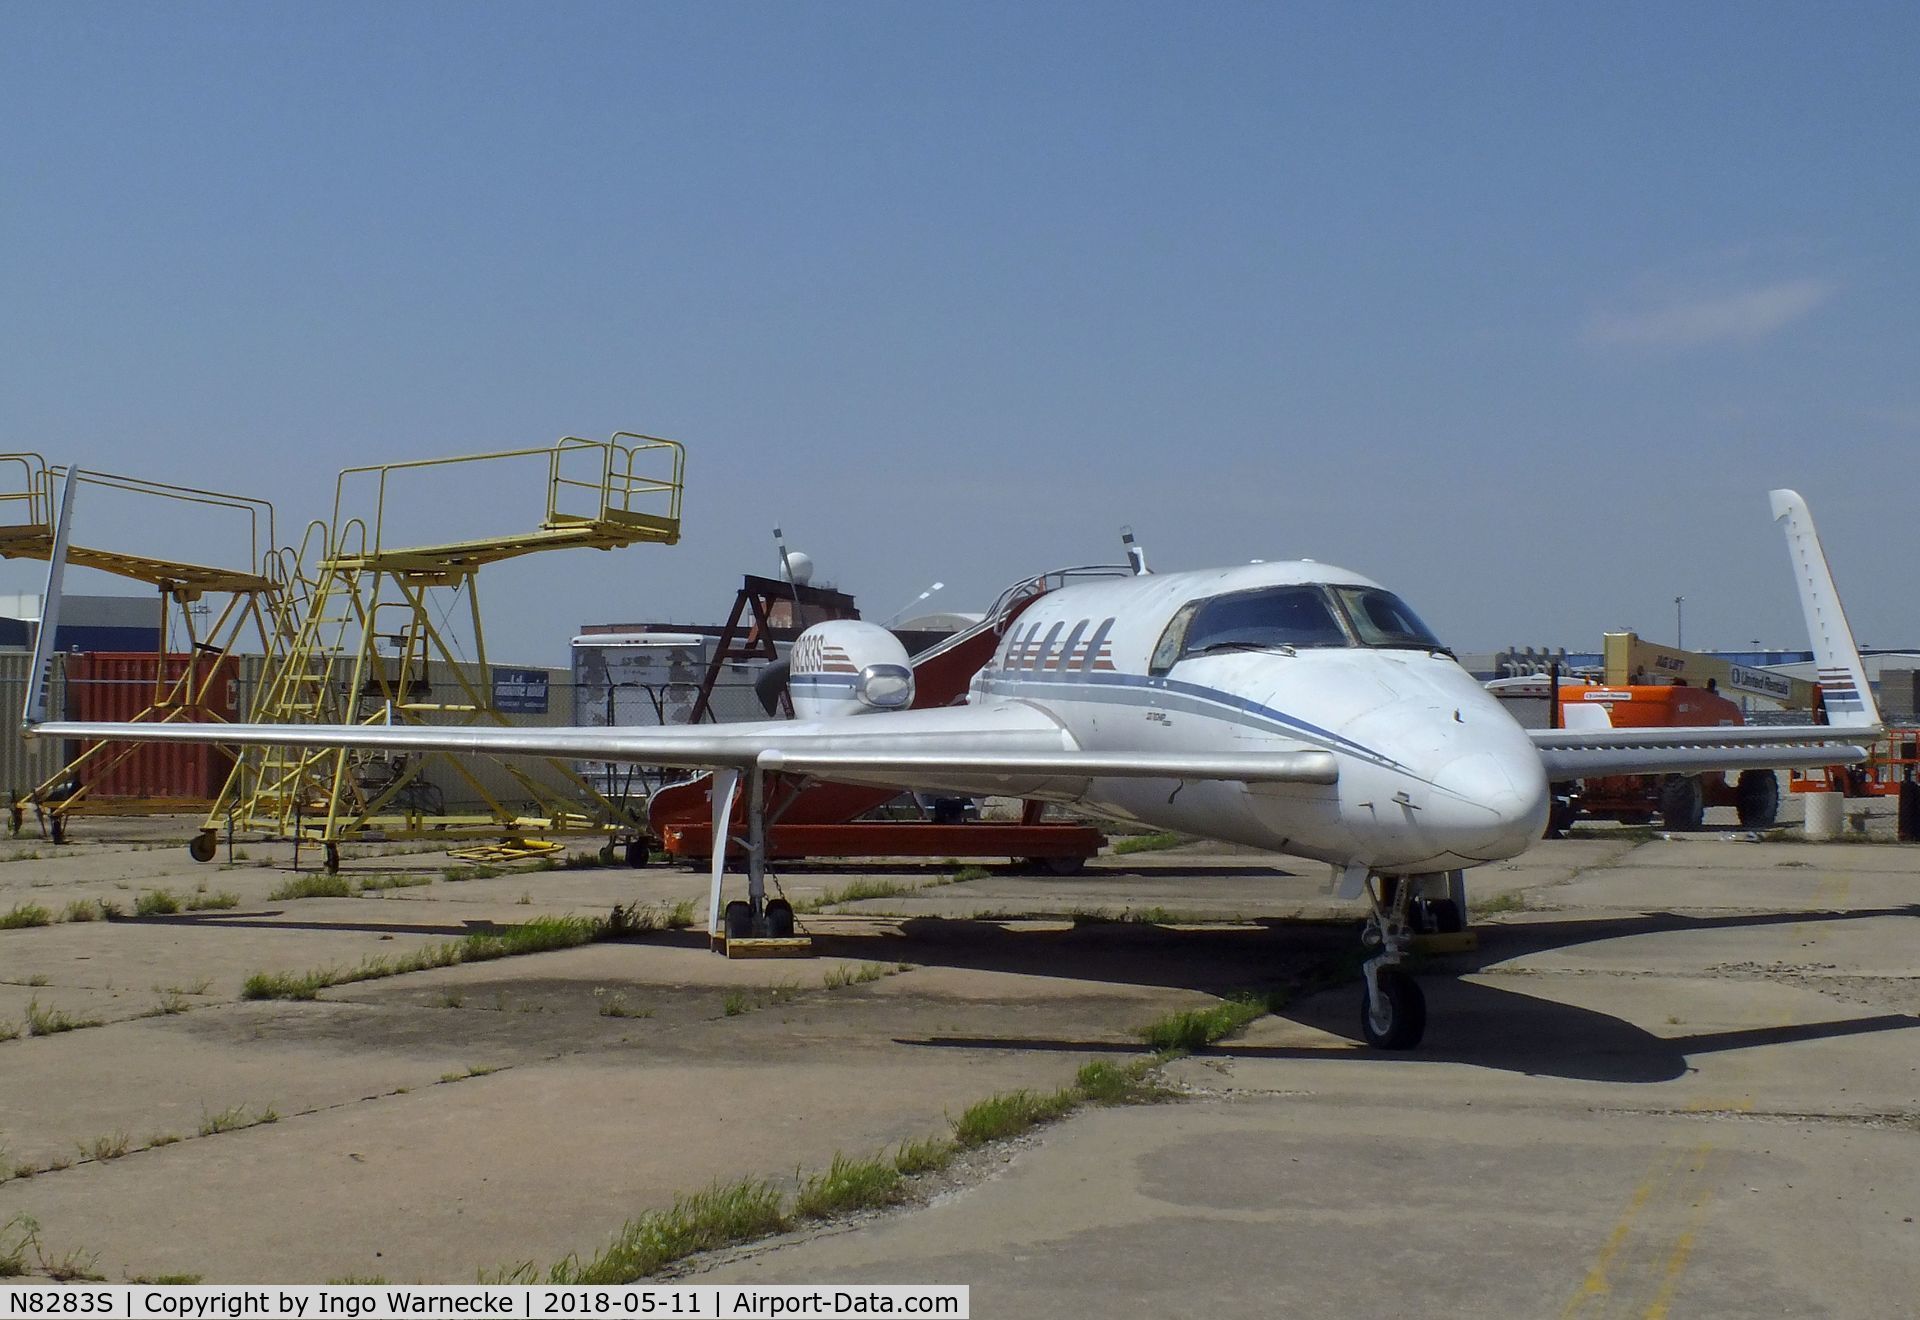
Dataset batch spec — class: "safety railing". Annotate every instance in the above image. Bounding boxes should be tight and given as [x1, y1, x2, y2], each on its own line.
[329, 434, 685, 566]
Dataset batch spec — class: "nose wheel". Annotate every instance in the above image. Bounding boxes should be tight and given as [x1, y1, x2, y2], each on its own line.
[1361, 965, 1426, 1048]
[1359, 874, 1427, 1050]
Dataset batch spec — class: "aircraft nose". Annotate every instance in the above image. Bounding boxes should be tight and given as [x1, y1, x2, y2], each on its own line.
[1425, 750, 1550, 860]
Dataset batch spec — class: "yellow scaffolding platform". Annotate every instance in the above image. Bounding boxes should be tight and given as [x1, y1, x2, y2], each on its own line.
[206, 434, 683, 869]
[0, 457, 290, 841]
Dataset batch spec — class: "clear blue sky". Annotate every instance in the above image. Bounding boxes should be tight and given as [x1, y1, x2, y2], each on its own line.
[4, 2, 1916, 664]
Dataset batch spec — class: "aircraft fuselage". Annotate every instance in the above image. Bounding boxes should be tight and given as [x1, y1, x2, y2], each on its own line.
[970, 562, 1551, 875]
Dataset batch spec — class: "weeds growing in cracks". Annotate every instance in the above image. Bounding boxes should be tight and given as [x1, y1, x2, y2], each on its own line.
[0, 904, 52, 929]
[242, 914, 605, 1000]
[499, 1047, 1190, 1286]
[25, 1000, 103, 1036]
[1110, 830, 1189, 855]
[198, 1105, 277, 1137]
[269, 875, 354, 900]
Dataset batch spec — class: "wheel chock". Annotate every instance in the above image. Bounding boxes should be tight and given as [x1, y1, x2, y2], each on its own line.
[715, 935, 815, 959]
[1410, 931, 1478, 955]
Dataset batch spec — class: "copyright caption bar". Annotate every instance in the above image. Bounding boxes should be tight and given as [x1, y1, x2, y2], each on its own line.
[0, 1284, 969, 1319]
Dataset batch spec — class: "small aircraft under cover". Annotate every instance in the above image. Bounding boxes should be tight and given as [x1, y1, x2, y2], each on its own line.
[26, 489, 1878, 1049]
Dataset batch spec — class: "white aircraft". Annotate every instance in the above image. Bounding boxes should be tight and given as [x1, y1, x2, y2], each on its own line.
[25, 489, 1878, 1050]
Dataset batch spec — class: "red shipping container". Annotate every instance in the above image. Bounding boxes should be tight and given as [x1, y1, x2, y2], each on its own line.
[65, 652, 239, 800]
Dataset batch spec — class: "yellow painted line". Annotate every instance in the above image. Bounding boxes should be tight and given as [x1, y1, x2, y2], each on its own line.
[1561, 1151, 1677, 1318]
[1564, 1100, 1748, 1318]
[1642, 1146, 1720, 1320]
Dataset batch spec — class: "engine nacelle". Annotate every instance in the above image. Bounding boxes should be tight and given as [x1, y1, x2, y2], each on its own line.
[789, 620, 915, 720]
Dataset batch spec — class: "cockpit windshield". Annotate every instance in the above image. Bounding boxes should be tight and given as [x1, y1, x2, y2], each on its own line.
[1153, 582, 1447, 672]
[1330, 586, 1445, 651]
[1181, 586, 1350, 654]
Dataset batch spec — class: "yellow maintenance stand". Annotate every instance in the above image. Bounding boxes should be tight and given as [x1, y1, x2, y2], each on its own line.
[201, 434, 683, 870]
[0, 457, 291, 840]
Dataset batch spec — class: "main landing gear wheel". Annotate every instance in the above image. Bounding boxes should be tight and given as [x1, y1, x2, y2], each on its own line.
[1412, 897, 1464, 935]
[1360, 967, 1426, 1050]
[188, 832, 218, 863]
[1544, 793, 1578, 839]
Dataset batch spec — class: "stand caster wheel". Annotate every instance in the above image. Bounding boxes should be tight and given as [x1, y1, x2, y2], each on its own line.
[724, 900, 753, 941]
[1360, 967, 1426, 1050]
[188, 832, 218, 863]
[765, 898, 794, 938]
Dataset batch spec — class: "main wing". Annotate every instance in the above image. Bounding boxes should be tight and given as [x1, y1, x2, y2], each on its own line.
[1530, 725, 1870, 780]
[1531, 488, 1880, 782]
[32, 699, 1338, 801]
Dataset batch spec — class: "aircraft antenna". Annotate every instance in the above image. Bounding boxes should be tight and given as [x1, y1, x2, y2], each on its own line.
[773, 526, 804, 615]
[1121, 526, 1150, 575]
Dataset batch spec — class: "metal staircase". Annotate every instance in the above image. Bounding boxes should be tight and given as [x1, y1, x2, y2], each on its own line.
[202, 434, 686, 868]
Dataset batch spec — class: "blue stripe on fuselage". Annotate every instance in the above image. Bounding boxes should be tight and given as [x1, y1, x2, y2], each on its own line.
[979, 669, 1404, 771]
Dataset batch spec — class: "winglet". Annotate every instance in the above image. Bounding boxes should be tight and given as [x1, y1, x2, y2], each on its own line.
[22, 467, 80, 731]
[1771, 488, 1880, 732]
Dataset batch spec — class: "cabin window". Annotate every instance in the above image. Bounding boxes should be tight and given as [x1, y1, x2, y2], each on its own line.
[1329, 586, 1445, 651]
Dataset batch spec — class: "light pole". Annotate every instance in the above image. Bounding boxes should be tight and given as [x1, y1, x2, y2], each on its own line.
[1674, 596, 1684, 650]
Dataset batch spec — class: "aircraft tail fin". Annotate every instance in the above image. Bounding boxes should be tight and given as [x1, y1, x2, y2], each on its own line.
[1770, 488, 1880, 731]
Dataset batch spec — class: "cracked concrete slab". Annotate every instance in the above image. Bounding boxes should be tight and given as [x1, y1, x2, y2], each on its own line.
[1, 817, 1915, 1313]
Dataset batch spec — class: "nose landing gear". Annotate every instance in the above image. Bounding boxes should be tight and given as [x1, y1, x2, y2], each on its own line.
[1359, 873, 1427, 1050]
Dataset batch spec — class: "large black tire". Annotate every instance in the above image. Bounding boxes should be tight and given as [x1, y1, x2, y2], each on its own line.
[1659, 775, 1705, 831]
[1414, 897, 1465, 935]
[1360, 967, 1426, 1050]
[723, 900, 754, 941]
[624, 839, 649, 868]
[1021, 855, 1085, 876]
[1736, 769, 1780, 828]
[1545, 796, 1579, 839]
[765, 898, 795, 938]
[930, 797, 969, 825]
[1899, 780, 1920, 842]
[188, 831, 218, 863]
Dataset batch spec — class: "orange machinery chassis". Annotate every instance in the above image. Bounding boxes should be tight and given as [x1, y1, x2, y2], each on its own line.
[1790, 727, 1920, 797]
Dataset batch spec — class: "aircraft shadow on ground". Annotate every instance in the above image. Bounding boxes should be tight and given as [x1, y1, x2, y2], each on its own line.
[130, 898, 1920, 1085]
[854, 905, 1920, 1084]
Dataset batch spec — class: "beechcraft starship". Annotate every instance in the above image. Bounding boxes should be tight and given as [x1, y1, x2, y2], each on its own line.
[26, 490, 1877, 1049]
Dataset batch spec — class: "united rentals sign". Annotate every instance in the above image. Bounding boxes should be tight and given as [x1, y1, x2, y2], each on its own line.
[1727, 664, 1794, 702]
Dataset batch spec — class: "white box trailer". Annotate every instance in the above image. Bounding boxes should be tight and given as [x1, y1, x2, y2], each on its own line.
[571, 632, 713, 731]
